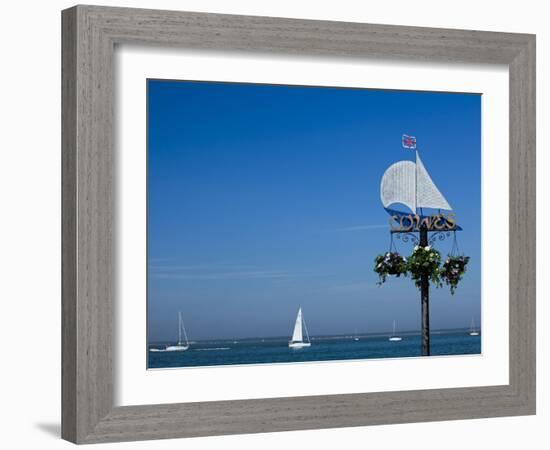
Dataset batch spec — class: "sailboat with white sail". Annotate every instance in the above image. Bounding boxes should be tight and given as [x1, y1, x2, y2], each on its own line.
[469, 318, 480, 336]
[388, 320, 402, 342]
[288, 307, 311, 349]
[150, 311, 190, 352]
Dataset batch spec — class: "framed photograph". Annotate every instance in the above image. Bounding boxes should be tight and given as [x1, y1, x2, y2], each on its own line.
[62, 5, 535, 444]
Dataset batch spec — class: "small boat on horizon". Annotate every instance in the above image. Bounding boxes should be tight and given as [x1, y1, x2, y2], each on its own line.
[150, 311, 190, 352]
[289, 307, 311, 349]
[388, 320, 403, 342]
[353, 328, 360, 341]
[469, 318, 480, 336]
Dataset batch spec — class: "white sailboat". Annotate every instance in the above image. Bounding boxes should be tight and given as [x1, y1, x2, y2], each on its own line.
[288, 307, 311, 349]
[388, 320, 403, 342]
[469, 318, 480, 336]
[353, 329, 360, 341]
[380, 148, 452, 214]
[151, 312, 190, 352]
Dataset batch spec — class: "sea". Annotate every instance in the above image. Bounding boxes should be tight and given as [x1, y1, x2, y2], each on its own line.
[148, 329, 481, 369]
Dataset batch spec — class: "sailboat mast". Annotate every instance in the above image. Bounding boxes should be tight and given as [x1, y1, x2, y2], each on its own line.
[302, 315, 310, 344]
[182, 318, 189, 345]
[178, 311, 182, 344]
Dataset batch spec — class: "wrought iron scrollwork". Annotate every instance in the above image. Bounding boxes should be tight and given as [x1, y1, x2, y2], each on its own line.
[428, 231, 451, 245]
[392, 230, 452, 246]
[395, 232, 419, 245]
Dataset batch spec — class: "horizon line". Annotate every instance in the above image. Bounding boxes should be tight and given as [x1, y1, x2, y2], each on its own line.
[148, 326, 480, 343]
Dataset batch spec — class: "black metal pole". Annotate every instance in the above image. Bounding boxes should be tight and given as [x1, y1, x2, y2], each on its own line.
[419, 224, 430, 356]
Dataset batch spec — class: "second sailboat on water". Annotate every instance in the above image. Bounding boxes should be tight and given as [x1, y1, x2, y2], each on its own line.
[469, 318, 480, 336]
[289, 307, 311, 349]
[388, 320, 402, 342]
[150, 311, 190, 352]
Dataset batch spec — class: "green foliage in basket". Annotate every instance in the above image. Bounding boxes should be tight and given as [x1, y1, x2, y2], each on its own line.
[440, 255, 471, 295]
[406, 245, 442, 290]
[373, 252, 407, 285]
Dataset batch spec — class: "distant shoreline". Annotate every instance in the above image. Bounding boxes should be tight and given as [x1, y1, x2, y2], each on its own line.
[149, 327, 478, 345]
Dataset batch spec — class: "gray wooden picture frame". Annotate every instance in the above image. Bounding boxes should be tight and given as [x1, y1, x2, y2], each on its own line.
[61, 5, 536, 444]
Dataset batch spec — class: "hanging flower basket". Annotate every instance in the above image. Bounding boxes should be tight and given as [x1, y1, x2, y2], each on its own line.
[440, 255, 470, 295]
[406, 245, 442, 290]
[374, 251, 407, 285]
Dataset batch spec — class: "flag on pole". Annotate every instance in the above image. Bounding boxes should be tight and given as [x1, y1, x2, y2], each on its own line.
[402, 134, 417, 149]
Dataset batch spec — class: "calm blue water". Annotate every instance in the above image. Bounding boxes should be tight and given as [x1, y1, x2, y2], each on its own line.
[148, 330, 481, 369]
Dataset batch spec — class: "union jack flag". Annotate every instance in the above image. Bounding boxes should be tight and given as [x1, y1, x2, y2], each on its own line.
[402, 134, 417, 149]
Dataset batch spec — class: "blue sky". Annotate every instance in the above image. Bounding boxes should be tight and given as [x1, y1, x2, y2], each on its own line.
[147, 80, 481, 342]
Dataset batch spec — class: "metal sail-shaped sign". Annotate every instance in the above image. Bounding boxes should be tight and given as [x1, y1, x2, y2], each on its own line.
[380, 160, 417, 213]
[416, 153, 451, 210]
[380, 151, 451, 213]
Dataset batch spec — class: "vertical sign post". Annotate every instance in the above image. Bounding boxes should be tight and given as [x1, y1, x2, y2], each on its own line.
[380, 135, 461, 357]
[419, 223, 430, 356]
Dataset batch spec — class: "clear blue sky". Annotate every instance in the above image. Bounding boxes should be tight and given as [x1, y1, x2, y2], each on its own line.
[147, 79, 481, 342]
